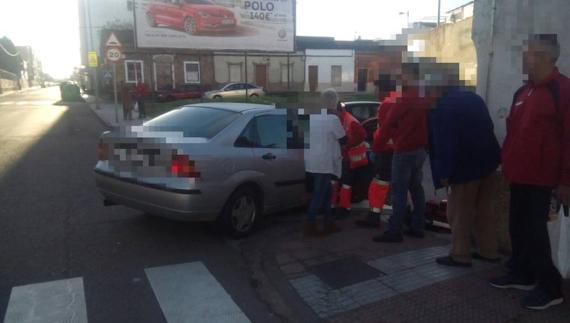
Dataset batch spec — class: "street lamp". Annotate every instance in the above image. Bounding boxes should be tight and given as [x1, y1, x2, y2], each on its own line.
[399, 11, 410, 27]
[437, 0, 442, 26]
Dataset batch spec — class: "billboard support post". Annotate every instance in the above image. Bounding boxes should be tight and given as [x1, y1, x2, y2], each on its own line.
[245, 52, 249, 102]
[287, 53, 291, 90]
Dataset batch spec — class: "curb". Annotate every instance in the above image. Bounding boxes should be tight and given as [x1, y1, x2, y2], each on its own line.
[87, 101, 113, 128]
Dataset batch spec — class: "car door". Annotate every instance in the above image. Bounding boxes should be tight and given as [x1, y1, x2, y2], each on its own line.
[243, 112, 306, 210]
[225, 83, 245, 98]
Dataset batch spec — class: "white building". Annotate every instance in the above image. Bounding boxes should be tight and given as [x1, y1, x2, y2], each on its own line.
[303, 49, 355, 93]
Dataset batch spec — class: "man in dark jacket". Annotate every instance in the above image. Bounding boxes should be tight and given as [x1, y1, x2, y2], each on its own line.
[428, 85, 501, 267]
[490, 34, 569, 311]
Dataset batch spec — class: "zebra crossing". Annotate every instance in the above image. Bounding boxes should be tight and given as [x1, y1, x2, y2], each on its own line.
[2, 262, 251, 323]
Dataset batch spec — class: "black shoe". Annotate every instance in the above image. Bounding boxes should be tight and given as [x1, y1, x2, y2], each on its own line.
[522, 288, 564, 310]
[404, 229, 425, 239]
[355, 212, 381, 228]
[489, 275, 536, 291]
[373, 231, 403, 243]
[471, 252, 501, 263]
[334, 208, 351, 220]
[436, 256, 472, 268]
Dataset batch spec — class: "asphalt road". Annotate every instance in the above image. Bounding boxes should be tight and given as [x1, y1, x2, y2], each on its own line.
[0, 87, 281, 323]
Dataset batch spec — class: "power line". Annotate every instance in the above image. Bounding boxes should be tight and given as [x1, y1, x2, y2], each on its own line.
[0, 42, 20, 57]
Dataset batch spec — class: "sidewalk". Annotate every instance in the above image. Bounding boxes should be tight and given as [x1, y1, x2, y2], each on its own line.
[85, 96, 150, 127]
[240, 210, 570, 323]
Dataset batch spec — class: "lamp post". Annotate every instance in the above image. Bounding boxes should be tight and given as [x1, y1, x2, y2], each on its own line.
[399, 10, 410, 28]
[437, 0, 442, 26]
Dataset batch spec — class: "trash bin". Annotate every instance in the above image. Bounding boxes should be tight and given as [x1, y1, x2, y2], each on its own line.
[60, 82, 82, 102]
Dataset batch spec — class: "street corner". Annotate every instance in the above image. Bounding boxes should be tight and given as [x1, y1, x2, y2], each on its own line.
[238, 214, 570, 323]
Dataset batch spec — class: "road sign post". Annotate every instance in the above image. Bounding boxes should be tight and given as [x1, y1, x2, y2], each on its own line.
[88, 51, 100, 110]
[104, 33, 123, 124]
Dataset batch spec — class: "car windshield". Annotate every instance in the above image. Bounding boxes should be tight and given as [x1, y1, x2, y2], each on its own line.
[143, 106, 240, 138]
[183, 0, 214, 5]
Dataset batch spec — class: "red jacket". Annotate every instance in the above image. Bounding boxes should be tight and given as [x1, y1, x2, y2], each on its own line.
[372, 99, 394, 153]
[502, 68, 570, 187]
[375, 88, 430, 153]
[340, 110, 366, 158]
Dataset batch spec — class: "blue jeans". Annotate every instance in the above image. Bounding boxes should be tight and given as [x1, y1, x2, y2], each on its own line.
[306, 173, 333, 221]
[388, 149, 427, 234]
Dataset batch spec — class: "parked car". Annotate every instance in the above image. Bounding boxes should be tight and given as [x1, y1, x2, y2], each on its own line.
[146, 0, 237, 35]
[203, 83, 265, 100]
[94, 103, 306, 237]
[156, 84, 203, 102]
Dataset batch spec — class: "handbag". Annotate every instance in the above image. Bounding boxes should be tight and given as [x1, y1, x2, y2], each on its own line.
[548, 204, 570, 279]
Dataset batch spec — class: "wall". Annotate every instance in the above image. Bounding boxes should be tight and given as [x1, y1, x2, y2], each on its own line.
[213, 52, 305, 91]
[473, 0, 570, 143]
[355, 50, 403, 93]
[304, 49, 355, 92]
[409, 17, 477, 86]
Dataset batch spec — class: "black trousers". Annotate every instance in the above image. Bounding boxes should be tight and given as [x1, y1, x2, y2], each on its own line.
[509, 184, 562, 296]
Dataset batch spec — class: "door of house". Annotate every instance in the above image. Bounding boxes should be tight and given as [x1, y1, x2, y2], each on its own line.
[255, 64, 267, 89]
[308, 65, 318, 92]
[357, 69, 368, 92]
[155, 63, 174, 91]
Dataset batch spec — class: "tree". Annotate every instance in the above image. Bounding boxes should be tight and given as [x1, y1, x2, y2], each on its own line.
[0, 37, 22, 76]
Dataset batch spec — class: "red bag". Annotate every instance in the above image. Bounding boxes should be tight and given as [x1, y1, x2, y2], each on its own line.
[348, 143, 368, 169]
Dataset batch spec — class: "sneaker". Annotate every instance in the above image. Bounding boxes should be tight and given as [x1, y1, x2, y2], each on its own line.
[489, 275, 536, 291]
[373, 231, 403, 243]
[436, 256, 472, 268]
[404, 229, 425, 239]
[522, 288, 564, 310]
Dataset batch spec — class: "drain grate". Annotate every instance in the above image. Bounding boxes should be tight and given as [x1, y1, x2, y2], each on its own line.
[309, 257, 384, 289]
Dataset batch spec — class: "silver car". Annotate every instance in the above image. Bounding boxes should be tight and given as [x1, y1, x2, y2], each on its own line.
[94, 103, 306, 237]
[203, 83, 265, 100]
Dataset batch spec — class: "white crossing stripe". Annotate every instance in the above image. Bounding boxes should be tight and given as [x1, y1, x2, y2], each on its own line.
[145, 262, 251, 323]
[3, 277, 88, 323]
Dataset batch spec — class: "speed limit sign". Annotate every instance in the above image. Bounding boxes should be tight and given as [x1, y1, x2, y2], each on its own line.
[106, 47, 122, 63]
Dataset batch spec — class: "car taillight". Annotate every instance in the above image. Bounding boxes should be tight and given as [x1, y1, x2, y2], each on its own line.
[170, 154, 200, 178]
[97, 142, 109, 161]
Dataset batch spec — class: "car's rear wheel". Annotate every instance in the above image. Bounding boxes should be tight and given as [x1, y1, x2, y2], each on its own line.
[220, 187, 260, 238]
[213, 95, 222, 100]
[146, 13, 157, 27]
[249, 93, 259, 98]
[184, 17, 197, 35]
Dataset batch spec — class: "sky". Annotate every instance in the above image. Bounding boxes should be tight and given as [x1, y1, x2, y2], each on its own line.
[0, 0, 469, 79]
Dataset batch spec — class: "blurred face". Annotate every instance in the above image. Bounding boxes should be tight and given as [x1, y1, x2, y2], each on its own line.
[523, 41, 552, 80]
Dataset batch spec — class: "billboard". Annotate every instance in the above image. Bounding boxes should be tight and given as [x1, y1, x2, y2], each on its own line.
[136, 0, 295, 51]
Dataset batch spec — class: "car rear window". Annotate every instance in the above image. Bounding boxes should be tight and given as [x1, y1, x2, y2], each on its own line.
[143, 106, 240, 138]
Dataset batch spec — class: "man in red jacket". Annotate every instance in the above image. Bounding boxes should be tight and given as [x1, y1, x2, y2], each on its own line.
[490, 34, 569, 310]
[331, 102, 368, 218]
[372, 63, 431, 243]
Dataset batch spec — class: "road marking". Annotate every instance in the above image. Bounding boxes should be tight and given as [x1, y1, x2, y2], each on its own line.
[145, 262, 251, 323]
[3, 277, 88, 323]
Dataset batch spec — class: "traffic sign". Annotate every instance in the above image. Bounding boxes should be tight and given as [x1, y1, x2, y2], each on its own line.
[88, 51, 98, 67]
[105, 32, 122, 48]
[105, 47, 122, 63]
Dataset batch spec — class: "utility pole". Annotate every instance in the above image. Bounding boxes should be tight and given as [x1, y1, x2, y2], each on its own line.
[437, 0, 442, 27]
[86, 0, 100, 109]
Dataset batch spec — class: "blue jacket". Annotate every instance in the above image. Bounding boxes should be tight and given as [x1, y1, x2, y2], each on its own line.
[428, 89, 500, 189]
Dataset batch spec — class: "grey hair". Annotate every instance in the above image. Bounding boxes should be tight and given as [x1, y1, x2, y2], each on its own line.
[321, 88, 339, 106]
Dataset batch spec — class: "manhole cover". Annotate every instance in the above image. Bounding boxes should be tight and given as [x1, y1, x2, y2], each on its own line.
[309, 257, 384, 289]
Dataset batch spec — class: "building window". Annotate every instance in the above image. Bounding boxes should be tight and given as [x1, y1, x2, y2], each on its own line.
[184, 61, 200, 84]
[331, 65, 342, 87]
[228, 63, 242, 83]
[280, 63, 293, 83]
[125, 60, 144, 83]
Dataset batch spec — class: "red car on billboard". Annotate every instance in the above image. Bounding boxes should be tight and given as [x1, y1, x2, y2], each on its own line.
[146, 0, 237, 35]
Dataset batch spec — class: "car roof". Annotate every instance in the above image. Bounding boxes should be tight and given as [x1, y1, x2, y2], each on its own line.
[343, 101, 380, 105]
[184, 102, 275, 113]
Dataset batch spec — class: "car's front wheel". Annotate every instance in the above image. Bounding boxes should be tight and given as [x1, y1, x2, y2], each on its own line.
[213, 95, 222, 100]
[184, 17, 197, 35]
[220, 187, 260, 238]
